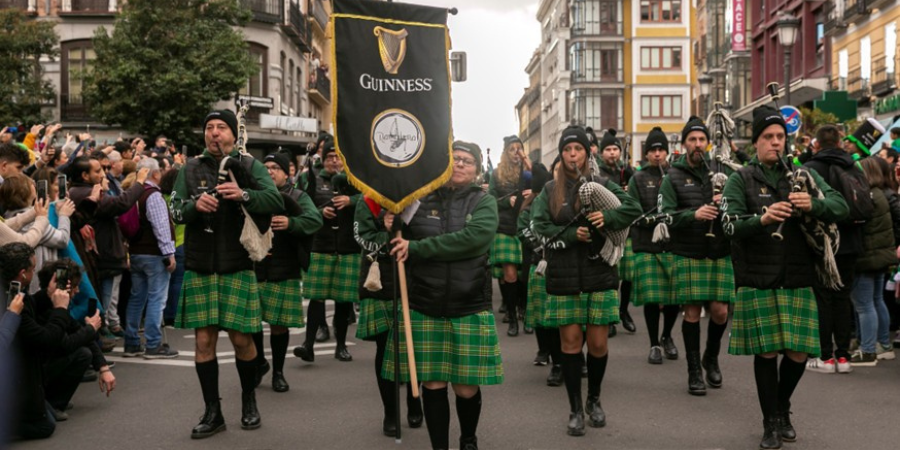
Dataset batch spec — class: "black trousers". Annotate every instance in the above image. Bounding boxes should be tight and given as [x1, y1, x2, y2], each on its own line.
[812, 254, 857, 360]
[43, 347, 92, 411]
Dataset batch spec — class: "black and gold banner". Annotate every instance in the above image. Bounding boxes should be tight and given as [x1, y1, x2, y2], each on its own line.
[331, 0, 453, 213]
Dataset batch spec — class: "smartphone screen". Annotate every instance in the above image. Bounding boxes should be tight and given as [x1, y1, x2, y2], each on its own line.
[58, 174, 68, 199]
[7, 281, 21, 306]
[37, 180, 48, 202]
[88, 298, 97, 317]
[55, 267, 68, 289]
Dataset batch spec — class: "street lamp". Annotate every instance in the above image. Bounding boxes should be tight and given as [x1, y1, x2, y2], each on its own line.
[669, 133, 681, 156]
[776, 12, 801, 107]
[698, 74, 713, 117]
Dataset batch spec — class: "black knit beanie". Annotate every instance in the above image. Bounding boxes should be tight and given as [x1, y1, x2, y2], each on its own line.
[452, 140, 483, 174]
[558, 126, 592, 155]
[322, 138, 337, 158]
[598, 128, 622, 151]
[644, 127, 669, 154]
[264, 152, 291, 175]
[751, 106, 787, 143]
[204, 110, 238, 138]
[681, 116, 709, 143]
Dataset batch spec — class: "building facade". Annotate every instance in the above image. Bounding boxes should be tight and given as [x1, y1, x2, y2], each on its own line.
[515, 50, 543, 164]
[11, 0, 332, 154]
[535, 0, 572, 165]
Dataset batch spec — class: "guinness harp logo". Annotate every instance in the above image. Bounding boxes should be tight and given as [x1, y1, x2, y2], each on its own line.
[760, 187, 768, 195]
[374, 26, 409, 74]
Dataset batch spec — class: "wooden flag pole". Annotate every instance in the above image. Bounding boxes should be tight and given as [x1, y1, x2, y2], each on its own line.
[395, 229, 419, 398]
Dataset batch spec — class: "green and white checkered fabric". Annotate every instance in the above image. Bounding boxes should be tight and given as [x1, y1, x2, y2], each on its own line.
[305, 252, 360, 303]
[541, 289, 619, 328]
[670, 255, 735, 304]
[728, 287, 820, 357]
[525, 266, 547, 328]
[176, 270, 262, 333]
[356, 298, 394, 340]
[631, 253, 675, 306]
[259, 279, 305, 328]
[490, 233, 522, 278]
[617, 239, 635, 282]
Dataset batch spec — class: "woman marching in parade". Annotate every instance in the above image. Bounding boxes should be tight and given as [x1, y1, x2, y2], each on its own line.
[722, 106, 848, 449]
[251, 152, 322, 392]
[382, 141, 502, 450]
[488, 135, 532, 336]
[292, 139, 361, 363]
[353, 196, 423, 437]
[531, 126, 641, 436]
[627, 127, 681, 364]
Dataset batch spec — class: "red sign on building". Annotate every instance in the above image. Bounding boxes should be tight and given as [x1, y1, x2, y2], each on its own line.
[733, 0, 746, 51]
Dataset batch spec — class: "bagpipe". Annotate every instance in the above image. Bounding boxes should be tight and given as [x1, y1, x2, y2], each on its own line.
[702, 102, 743, 238]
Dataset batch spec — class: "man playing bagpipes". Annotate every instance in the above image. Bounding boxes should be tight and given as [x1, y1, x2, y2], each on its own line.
[530, 126, 641, 437]
[169, 110, 284, 438]
[627, 127, 681, 365]
[657, 116, 735, 396]
[721, 106, 848, 449]
[250, 152, 322, 393]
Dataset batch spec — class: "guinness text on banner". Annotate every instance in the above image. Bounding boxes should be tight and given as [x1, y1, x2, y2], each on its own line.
[332, 0, 454, 213]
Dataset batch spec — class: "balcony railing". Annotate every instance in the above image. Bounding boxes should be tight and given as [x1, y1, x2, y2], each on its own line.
[572, 68, 624, 84]
[0, 0, 35, 11]
[527, 117, 541, 137]
[241, 0, 283, 24]
[60, 0, 116, 14]
[844, 0, 871, 24]
[60, 93, 94, 122]
[571, 21, 623, 37]
[310, 0, 329, 34]
[872, 61, 897, 96]
[308, 67, 330, 104]
[830, 76, 848, 91]
[847, 74, 871, 101]
[282, 1, 311, 53]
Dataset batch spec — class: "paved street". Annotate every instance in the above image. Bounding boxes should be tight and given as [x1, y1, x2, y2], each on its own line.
[13, 287, 900, 450]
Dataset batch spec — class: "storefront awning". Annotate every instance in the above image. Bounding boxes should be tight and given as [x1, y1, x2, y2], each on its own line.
[734, 77, 829, 121]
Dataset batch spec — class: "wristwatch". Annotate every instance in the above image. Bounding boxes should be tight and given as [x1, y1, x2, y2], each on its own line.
[241, 190, 250, 202]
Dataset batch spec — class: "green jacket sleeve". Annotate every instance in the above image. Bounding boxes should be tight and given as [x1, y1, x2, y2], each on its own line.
[170, 165, 198, 225]
[721, 170, 765, 239]
[808, 169, 850, 223]
[286, 192, 323, 236]
[244, 159, 284, 215]
[530, 189, 579, 246]
[354, 199, 390, 253]
[658, 176, 696, 228]
[408, 193, 498, 262]
[599, 179, 642, 231]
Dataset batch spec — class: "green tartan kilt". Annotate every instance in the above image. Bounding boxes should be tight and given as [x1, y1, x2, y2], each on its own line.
[382, 310, 504, 386]
[728, 287, 820, 357]
[541, 289, 619, 328]
[259, 279, 305, 328]
[176, 270, 262, 333]
[490, 233, 522, 279]
[617, 239, 635, 282]
[631, 252, 676, 306]
[670, 255, 735, 304]
[356, 298, 394, 341]
[525, 266, 547, 328]
[305, 252, 360, 303]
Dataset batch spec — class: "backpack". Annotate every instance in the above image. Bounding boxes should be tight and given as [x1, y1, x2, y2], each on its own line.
[829, 164, 874, 224]
[117, 203, 141, 239]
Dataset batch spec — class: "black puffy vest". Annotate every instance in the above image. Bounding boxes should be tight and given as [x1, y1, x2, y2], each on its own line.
[407, 187, 490, 318]
[494, 180, 520, 236]
[311, 173, 360, 255]
[730, 166, 815, 289]
[183, 155, 257, 274]
[630, 166, 668, 254]
[543, 175, 619, 295]
[667, 166, 730, 259]
[254, 186, 307, 282]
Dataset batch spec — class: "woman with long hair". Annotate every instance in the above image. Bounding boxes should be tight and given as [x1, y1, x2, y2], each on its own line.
[531, 126, 641, 436]
[488, 135, 532, 336]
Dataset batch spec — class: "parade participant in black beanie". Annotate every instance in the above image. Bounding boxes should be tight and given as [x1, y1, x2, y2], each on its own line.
[250, 152, 322, 392]
[170, 110, 284, 438]
[488, 134, 533, 337]
[722, 105, 848, 448]
[531, 127, 641, 437]
[658, 115, 736, 396]
[627, 127, 681, 364]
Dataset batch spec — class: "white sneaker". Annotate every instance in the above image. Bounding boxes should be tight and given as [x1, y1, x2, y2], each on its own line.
[876, 344, 896, 360]
[805, 357, 836, 374]
[836, 356, 854, 373]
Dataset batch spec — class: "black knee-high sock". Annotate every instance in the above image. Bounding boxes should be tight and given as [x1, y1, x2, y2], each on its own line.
[662, 305, 679, 338]
[373, 332, 396, 416]
[682, 320, 701, 353]
[422, 386, 450, 450]
[333, 302, 351, 347]
[707, 318, 728, 352]
[252, 331, 266, 365]
[535, 327, 550, 355]
[456, 389, 482, 440]
[620, 281, 632, 312]
[270, 332, 289, 372]
[547, 328, 562, 365]
[644, 306, 662, 347]
[586, 353, 608, 400]
[195, 359, 220, 404]
[499, 282, 517, 316]
[517, 277, 528, 314]
[754, 356, 779, 420]
[561, 352, 583, 411]
[235, 358, 258, 394]
[777, 357, 807, 412]
[305, 300, 325, 345]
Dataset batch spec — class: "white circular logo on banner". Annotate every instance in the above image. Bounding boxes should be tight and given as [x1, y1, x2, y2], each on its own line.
[371, 109, 426, 168]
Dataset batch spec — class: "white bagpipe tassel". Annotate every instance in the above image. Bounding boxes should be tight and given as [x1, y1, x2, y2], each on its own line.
[652, 222, 670, 243]
[534, 259, 548, 277]
[363, 258, 383, 292]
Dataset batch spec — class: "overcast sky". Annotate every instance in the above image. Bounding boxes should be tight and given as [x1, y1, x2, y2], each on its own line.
[412, 0, 541, 162]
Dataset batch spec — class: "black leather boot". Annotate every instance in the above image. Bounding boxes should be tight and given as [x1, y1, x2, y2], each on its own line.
[460, 436, 478, 450]
[271, 371, 289, 393]
[507, 304, 519, 336]
[702, 343, 723, 388]
[585, 396, 606, 428]
[316, 325, 330, 342]
[240, 391, 261, 430]
[254, 360, 270, 389]
[382, 415, 398, 437]
[500, 283, 518, 336]
[778, 410, 796, 442]
[566, 391, 585, 436]
[407, 389, 423, 428]
[620, 309, 636, 333]
[191, 401, 226, 439]
[760, 417, 783, 449]
[292, 341, 315, 362]
[686, 351, 707, 396]
[546, 364, 563, 386]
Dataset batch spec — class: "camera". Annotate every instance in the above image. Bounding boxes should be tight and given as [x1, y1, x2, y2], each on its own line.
[37, 180, 48, 203]
[5, 126, 18, 134]
[55, 267, 69, 289]
[58, 174, 68, 200]
[7, 281, 21, 306]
